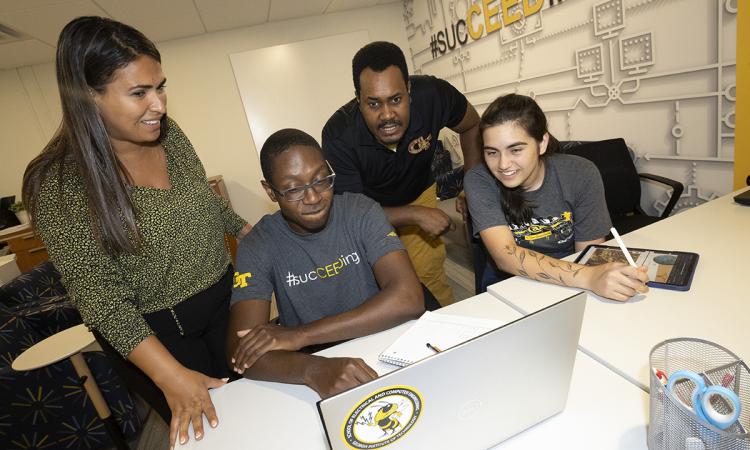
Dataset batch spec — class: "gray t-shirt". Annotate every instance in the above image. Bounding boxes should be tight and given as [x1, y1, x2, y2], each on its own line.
[231, 192, 404, 327]
[465, 154, 611, 259]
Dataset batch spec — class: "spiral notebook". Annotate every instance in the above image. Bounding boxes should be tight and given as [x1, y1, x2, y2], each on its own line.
[377, 311, 504, 367]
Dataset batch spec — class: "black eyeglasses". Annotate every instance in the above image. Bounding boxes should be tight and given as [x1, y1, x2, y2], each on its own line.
[271, 161, 336, 202]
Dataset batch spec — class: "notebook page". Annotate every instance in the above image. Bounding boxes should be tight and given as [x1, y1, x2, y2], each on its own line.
[378, 311, 504, 366]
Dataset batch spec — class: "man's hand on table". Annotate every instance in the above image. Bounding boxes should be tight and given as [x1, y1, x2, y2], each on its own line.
[304, 356, 378, 398]
[232, 324, 304, 374]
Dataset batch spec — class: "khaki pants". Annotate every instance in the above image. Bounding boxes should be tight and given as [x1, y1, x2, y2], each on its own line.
[396, 184, 455, 306]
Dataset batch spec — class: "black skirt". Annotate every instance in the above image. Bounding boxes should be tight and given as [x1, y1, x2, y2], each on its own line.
[93, 265, 234, 423]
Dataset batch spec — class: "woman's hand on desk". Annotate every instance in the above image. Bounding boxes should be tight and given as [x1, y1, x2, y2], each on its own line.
[304, 356, 378, 398]
[232, 325, 304, 373]
[584, 263, 649, 301]
[157, 366, 227, 449]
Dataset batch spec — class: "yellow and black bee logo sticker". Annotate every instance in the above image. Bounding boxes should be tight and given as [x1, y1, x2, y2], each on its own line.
[342, 385, 423, 449]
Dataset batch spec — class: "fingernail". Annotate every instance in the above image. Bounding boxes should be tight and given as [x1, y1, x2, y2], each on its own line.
[211, 420, 218, 427]
[244, 363, 248, 368]
[196, 432, 202, 440]
[221, 377, 229, 382]
[231, 358, 235, 363]
[180, 437, 187, 444]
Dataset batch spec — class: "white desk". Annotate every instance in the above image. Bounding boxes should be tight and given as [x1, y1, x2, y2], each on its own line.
[181, 293, 648, 449]
[493, 351, 647, 450]
[487, 188, 750, 391]
[12, 324, 100, 370]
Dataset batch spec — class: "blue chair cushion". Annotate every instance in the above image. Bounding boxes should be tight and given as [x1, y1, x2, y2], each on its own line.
[0, 261, 66, 307]
[0, 317, 141, 449]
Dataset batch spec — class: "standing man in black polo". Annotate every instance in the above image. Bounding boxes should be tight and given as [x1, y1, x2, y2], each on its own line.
[322, 41, 482, 305]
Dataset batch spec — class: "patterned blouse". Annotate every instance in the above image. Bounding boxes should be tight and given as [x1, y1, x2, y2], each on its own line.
[35, 118, 247, 356]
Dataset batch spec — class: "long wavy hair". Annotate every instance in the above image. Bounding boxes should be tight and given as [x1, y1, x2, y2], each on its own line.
[479, 94, 560, 225]
[22, 16, 164, 257]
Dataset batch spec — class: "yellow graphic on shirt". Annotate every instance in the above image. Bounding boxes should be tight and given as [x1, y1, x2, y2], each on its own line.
[285, 252, 361, 286]
[511, 211, 574, 244]
[387, 231, 397, 237]
[234, 271, 252, 288]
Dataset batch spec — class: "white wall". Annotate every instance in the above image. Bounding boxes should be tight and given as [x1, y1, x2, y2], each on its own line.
[403, 0, 737, 214]
[0, 3, 410, 224]
[230, 30, 371, 156]
[0, 66, 55, 201]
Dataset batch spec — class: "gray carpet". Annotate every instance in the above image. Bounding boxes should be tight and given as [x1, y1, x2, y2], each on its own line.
[134, 411, 169, 450]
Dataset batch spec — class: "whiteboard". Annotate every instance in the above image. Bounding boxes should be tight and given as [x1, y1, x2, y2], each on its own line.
[230, 31, 370, 156]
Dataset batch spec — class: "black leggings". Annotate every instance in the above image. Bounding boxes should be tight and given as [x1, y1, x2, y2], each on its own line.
[93, 266, 234, 423]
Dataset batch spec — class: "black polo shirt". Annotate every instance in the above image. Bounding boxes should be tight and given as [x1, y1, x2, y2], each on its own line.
[321, 75, 468, 207]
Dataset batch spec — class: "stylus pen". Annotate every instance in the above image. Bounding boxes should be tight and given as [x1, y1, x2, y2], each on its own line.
[610, 227, 637, 267]
[426, 343, 443, 353]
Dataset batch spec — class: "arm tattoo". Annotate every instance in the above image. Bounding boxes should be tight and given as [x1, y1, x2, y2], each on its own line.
[504, 246, 585, 286]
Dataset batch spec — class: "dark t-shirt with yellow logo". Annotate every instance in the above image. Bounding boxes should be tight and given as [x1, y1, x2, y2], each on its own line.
[465, 154, 611, 259]
[231, 193, 404, 326]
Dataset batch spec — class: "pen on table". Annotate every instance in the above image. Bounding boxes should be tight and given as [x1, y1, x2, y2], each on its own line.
[610, 227, 637, 267]
[426, 342, 443, 353]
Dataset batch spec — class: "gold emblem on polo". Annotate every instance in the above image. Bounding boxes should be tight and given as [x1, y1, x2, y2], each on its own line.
[407, 134, 432, 154]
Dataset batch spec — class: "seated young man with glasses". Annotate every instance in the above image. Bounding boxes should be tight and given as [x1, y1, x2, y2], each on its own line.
[227, 128, 425, 398]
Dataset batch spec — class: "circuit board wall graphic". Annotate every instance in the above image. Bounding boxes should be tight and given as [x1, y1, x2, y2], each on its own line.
[402, 0, 737, 214]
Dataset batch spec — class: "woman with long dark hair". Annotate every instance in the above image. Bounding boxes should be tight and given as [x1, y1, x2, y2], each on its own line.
[465, 94, 648, 300]
[23, 16, 251, 448]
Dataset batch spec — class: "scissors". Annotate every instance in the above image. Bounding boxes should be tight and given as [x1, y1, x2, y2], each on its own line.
[667, 370, 742, 430]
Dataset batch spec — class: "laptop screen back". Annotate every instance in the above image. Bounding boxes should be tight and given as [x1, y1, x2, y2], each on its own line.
[317, 292, 586, 450]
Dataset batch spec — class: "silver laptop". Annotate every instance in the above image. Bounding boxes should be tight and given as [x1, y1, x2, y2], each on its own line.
[317, 292, 586, 450]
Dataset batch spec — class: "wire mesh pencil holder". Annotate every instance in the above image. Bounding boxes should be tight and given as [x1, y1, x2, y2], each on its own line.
[649, 338, 750, 450]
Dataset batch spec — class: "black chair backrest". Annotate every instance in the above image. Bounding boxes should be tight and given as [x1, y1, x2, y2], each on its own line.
[559, 138, 640, 217]
[0, 195, 20, 230]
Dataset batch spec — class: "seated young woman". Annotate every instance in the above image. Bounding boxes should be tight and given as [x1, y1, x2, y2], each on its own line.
[464, 94, 648, 301]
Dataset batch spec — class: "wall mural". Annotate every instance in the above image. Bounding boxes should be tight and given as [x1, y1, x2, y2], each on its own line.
[402, 0, 737, 214]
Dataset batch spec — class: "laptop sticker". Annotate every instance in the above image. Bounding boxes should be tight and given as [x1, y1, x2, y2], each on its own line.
[342, 385, 423, 449]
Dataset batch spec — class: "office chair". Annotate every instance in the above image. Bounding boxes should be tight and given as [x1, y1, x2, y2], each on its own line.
[559, 138, 684, 236]
[432, 139, 464, 201]
[0, 195, 21, 230]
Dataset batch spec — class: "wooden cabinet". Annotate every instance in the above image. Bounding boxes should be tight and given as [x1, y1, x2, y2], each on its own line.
[208, 175, 238, 263]
[0, 225, 49, 273]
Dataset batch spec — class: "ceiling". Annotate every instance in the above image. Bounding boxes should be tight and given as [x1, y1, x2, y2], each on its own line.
[0, 0, 398, 70]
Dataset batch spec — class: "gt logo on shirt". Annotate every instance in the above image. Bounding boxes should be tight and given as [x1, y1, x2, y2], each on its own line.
[234, 271, 252, 288]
